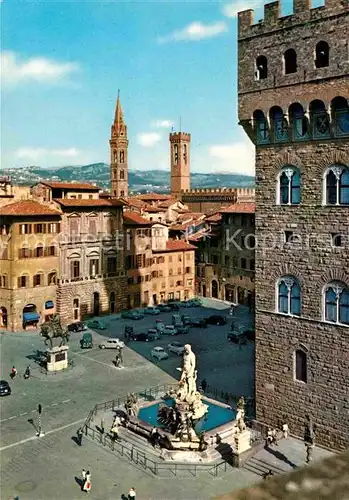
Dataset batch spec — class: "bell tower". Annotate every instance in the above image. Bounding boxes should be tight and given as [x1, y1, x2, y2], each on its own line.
[110, 92, 128, 198]
[170, 132, 191, 199]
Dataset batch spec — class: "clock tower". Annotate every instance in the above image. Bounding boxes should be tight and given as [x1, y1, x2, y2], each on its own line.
[110, 92, 128, 198]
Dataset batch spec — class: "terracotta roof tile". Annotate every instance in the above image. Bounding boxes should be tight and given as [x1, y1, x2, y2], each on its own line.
[0, 200, 61, 216]
[158, 198, 177, 208]
[221, 203, 255, 214]
[38, 181, 101, 191]
[205, 212, 222, 222]
[123, 212, 152, 225]
[54, 198, 125, 208]
[144, 206, 164, 213]
[153, 240, 196, 253]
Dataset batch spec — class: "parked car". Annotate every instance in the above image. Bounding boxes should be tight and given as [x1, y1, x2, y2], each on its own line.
[151, 346, 169, 360]
[187, 298, 202, 307]
[176, 325, 189, 335]
[0, 380, 11, 396]
[80, 332, 93, 349]
[167, 302, 180, 311]
[68, 321, 87, 333]
[162, 325, 178, 336]
[157, 303, 172, 313]
[190, 318, 207, 328]
[87, 319, 107, 330]
[172, 314, 183, 327]
[155, 321, 165, 334]
[121, 310, 144, 320]
[181, 315, 192, 326]
[147, 329, 161, 341]
[99, 338, 124, 349]
[205, 315, 227, 326]
[145, 306, 161, 315]
[180, 301, 193, 308]
[130, 332, 149, 342]
[167, 341, 185, 355]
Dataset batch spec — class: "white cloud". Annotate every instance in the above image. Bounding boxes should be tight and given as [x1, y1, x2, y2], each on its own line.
[1, 51, 79, 85]
[157, 21, 228, 44]
[137, 133, 162, 148]
[152, 120, 174, 129]
[208, 142, 255, 176]
[222, 0, 264, 18]
[13, 147, 90, 166]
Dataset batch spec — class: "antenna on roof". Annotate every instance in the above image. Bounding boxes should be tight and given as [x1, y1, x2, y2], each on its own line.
[118, 89, 120, 98]
[179, 116, 182, 132]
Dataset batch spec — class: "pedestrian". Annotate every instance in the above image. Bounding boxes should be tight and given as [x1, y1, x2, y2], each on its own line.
[262, 469, 274, 480]
[24, 365, 31, 379]
[100, 417, 105, 434]
[282, 423, 289, 439]
[10, 366, 17, 379]
[266, 428, 273, 447]
[306, 444, 314, 464]
[83, 471, 91, 493]
[77, 427, 83, 446]
[128, 486, 136, 499]
[201, 378, 207, 393]
[272, 428, 278, 446]
[81, 469, 86, 490]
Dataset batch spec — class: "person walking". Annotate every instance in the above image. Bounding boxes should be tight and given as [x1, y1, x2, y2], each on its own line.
[10, 366, 17, 379]
[83, 471, 91, 493]
[128, 487, 136, 499]
[24, 365, 31, 379]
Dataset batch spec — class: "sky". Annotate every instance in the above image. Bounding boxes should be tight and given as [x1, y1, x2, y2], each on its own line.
[1, 0, 325, 176]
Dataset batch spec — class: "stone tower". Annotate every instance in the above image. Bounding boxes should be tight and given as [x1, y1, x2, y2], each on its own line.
[110, 93, 128, 198]
[170, 132, 191, 198]
[237, 0, 349, 451]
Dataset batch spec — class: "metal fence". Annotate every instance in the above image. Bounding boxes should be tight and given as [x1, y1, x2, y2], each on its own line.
[82, 383, 255, 477]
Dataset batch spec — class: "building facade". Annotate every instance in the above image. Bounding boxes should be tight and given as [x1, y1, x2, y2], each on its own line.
[170, 132, 191, 198]
[0, 200, 61, 331]
[238, 0, 349, 450]
[124, 212, 195, 308]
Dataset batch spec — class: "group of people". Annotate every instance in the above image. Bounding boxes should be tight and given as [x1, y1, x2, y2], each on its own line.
[10, 365, 31, 380]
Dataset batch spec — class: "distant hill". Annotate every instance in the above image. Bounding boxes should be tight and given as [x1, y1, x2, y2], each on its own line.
[1, 163, 255, 193]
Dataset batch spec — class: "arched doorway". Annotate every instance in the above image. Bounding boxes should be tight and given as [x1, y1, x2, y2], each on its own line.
[109, 292, 116, 314]
[0, 307, 7, 328]
[225, 285, 234, 303]
[23, 304, 39, 329]
[238, 287, 245, 305]
[73, 298, 80, 321]
[202, 284, 207, 297]
[211, 280, 218, 299]
[93, 292, 100, 316]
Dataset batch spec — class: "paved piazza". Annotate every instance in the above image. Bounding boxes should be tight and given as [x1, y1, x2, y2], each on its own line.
[0, 299, 333, 499]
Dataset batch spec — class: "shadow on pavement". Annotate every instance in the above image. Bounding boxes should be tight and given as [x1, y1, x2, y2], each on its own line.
[265, 445, 298, 468]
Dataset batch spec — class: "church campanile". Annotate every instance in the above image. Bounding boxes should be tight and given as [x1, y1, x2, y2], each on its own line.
[170, 132, 191, 199]
[110, 93, 128, 198]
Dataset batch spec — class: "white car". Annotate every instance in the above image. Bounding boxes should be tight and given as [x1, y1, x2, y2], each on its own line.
[167, 342, 185, 356]
[163, 325, 178, 336]
[99, 338, 125, 349]
[151, 346, 169, 360]
[145, 306, 161, 315]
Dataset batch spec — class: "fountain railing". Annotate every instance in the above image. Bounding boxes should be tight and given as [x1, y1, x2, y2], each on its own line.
[81, 383, 256, 477]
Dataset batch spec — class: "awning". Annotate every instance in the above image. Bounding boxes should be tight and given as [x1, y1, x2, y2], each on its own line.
[23, 312, 40, 323]
[45, 300, 54, 309]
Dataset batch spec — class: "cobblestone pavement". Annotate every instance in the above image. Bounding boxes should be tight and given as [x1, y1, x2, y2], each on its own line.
[0, 301, 332, 499]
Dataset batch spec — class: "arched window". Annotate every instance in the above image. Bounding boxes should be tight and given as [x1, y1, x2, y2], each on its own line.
[255, 55, 268, 80]
[278, 167, 301, 205]
[120, 170, 124, 180]
[324, 281, 349, 325]
[253, 110, 270, 145]
[120, 150, 125, 163]
[270, 106, 289, 142]
[183, 144, 187, 164]
[284, 49, 297, 74]
[331, 97, 349, 137]
[289, 103, 309, 141]
[309, 100, 330, 139]
[315, 41, 329, 68]
[174, 144, 178, 164]
[113, 150, 117, 163]
[324, 165, 349, 205]
[73, 298, 80, 320]
[295, 349, 307, 383]
[277, 276, 301, 315]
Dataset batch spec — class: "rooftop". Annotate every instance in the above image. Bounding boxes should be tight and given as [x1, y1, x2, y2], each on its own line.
[54, 198, 125, 208]
[153, 240, 197, 253]
[135, 193, 172, 201]
[123, 212, 152, 226]
[221, 203, 255, 214]
[144, 206, 165, 213]
[37, 181, 101, 191]
[0, 200, 61, 217]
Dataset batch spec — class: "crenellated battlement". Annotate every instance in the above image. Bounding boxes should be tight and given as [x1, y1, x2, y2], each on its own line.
[238, 0, 347, 39]
[181, 187, 255, 196]
[169, 132, 191, 142]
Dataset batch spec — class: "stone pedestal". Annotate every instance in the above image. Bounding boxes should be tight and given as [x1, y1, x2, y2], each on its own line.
[46, 346, 69, 372]
[234, 428, 252, 455]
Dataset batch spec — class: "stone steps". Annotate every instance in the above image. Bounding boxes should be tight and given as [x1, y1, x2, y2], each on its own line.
[243, 456, 288, 477]
[118, 427, 161, 460]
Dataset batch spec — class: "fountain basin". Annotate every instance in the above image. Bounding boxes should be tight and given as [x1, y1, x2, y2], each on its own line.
[138, 397, 236, 433]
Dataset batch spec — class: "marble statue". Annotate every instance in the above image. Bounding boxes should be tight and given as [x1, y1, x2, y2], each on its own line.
[178, 344, 197, 402]
[235, 396, 246, 432]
